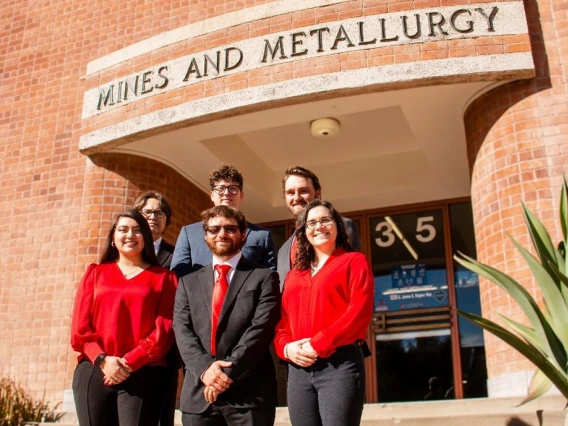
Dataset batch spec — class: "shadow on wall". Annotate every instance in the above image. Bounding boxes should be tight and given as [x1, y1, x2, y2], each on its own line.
[507, 417, 531, 426]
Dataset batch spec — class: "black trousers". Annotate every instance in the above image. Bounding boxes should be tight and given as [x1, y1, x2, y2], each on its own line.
[181, 403, 275, 426]
[286, 346, 366, 426]
[72, 360, 170, 426]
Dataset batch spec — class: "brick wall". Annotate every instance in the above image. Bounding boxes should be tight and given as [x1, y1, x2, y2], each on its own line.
[464, 0, 568, 381]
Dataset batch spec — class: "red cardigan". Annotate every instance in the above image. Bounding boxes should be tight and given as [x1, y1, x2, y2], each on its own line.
[70, 262, 178, 371]
[274, 248, 374, 359]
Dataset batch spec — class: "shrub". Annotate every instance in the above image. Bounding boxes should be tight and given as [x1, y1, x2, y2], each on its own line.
[0, 377, 63, 426]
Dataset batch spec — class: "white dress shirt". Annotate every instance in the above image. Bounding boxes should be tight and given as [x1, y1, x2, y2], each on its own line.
[212, 251, 242, 285]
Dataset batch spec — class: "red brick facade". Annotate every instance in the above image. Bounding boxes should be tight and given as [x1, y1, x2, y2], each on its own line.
[0, 0, 565, 404]
[464, 0, 568, 380]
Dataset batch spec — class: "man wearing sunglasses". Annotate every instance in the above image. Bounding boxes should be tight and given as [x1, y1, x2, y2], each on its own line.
[171, 165, 276, 278]
[173, 205, 280, 426]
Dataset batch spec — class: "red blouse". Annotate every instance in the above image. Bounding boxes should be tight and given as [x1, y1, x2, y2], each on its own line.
[274, 248, 374, 359]
[70, 263, 178, 371]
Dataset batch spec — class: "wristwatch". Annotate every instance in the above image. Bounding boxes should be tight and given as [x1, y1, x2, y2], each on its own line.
[94, 353, 107, 367]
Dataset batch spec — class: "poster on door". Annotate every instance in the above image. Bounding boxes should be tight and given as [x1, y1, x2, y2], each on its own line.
[391, 264, 427, 287]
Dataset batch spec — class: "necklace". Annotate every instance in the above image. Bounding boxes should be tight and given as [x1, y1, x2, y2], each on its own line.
[119, 265, 144, 278]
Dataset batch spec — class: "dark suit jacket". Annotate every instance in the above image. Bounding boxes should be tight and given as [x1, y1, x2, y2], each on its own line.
[157, 240, 174, 269]
[173, 257, 280, 414]
[277, 216, 360, 291]
[171, 222, 276, 278]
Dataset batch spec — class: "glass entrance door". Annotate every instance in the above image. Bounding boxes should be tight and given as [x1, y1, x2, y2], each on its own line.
[376, 330, 454, 401]
[369, 207, 464, 401]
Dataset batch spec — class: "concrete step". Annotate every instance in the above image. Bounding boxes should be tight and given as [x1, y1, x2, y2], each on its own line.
[41, 396, 567, 425]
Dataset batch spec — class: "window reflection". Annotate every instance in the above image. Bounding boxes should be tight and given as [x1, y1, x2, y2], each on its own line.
[371, 210, 448, 312]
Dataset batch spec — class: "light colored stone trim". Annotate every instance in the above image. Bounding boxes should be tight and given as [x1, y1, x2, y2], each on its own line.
[487, 370, 561, 398]
[86, 0, 351, 76]
[82, 2, 529, 119]
[79, 52, 534, 151]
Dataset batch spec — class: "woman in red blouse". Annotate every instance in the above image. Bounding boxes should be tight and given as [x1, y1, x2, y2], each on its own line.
[274, 200, 374, 426]
[70, 209, 178, 426]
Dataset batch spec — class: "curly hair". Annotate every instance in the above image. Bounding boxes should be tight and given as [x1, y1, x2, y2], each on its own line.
[100, 210, 160, 266]
[133, 190, 173, 226]
[209, 165, 244, 190]
[293, 199, 352, 271]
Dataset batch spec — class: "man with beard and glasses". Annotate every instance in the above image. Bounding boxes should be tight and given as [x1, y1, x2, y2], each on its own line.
[277, 166, 360, 290]
[171, 165, 276, 278]
[173, 206, 280, 426]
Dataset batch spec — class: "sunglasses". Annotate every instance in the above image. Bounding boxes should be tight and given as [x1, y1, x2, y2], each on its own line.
[205, 225, 240, 235]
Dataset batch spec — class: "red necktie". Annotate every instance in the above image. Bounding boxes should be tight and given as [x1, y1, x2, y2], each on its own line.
[290, 235, 298, 267]
[211, 264, 231, 356]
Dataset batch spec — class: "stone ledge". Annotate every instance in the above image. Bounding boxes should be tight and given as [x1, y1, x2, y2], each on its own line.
[44, 396, 567, 425]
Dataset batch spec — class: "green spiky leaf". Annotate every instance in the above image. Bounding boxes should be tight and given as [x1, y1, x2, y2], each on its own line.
[458, 310, 568, 402]
[510, 236, 568, 353]
[454, 253, 562, 361]
[561, 177, 568, 243]
[523, 202, 563, 277]
[522, 368, 553, 405]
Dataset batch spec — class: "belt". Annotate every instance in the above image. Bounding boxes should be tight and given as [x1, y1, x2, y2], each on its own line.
[335, 340, 371, 357]
[335, 341, 364, 353]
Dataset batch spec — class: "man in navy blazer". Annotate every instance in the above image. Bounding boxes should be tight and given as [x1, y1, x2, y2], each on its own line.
[171, 165, 276, 278]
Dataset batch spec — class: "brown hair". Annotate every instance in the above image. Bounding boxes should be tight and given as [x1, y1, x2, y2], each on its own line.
[282, 165, 322, 192]
[133, 191, 173, 226]
[209, 165, 244, 190]
[100, 210, 160, 266]
[293, 199, 352, 270]
[201, 205, 247, 234]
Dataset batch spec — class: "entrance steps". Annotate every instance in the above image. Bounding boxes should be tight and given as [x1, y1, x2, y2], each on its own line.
[41, 396, 567, 425]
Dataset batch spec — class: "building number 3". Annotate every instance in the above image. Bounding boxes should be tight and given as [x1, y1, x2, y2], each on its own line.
[375, 216, 437, 248]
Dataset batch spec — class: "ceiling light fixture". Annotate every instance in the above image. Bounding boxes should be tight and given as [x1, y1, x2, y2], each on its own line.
[310, 118, 340, 137]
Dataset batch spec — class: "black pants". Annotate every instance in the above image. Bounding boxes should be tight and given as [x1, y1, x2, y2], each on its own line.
[286, 346, 365, 426]
[181, 404, 274, 426]
[72, 360, 170, 426]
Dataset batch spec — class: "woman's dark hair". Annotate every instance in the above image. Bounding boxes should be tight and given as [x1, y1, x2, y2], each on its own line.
[293, 199, 352, 270]
[100, 210, 160, 266]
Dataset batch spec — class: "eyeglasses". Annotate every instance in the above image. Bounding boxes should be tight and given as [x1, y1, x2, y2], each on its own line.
[305, 216, 334, 230]
[206, 225, 240, 234]
[141, 209, 166, 218]
[212, 185, 241, 195]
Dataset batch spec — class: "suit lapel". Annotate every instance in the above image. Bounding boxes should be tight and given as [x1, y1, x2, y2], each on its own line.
[198, 265, 214, 320]
[157, 248, 169, 266]
[219, 258, 252, 322]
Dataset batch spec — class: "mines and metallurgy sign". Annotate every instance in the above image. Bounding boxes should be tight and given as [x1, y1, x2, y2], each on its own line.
[82, 2, 529, 119]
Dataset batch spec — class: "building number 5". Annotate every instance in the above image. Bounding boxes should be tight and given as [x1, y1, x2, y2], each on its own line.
[375, 216, 436, 247]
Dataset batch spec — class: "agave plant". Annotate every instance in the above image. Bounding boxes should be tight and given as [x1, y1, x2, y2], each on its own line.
[455, 178, 568, 405]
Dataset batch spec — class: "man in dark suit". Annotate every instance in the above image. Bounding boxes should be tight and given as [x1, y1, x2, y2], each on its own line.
[171, 165, 276, 278]
[278, 166, 361, 289]
[134, 191, 175, 268]
[173, 205, 280, 426]
[134, 191, 178, 426]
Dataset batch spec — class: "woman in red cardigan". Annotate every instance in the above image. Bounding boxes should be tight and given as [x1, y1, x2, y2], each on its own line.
[70, 209, 177, 426]
[274, 200, 374, 426]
